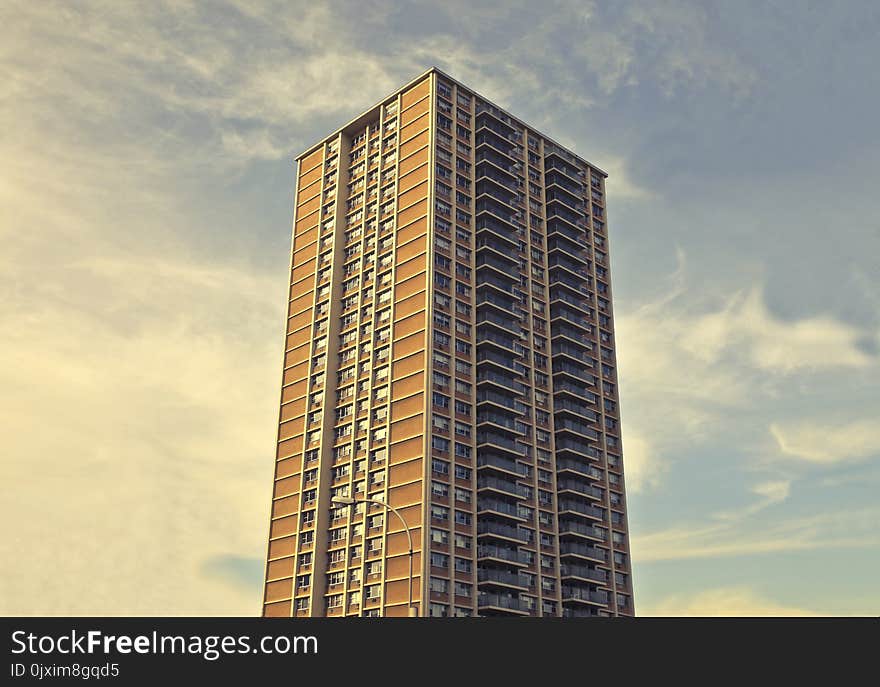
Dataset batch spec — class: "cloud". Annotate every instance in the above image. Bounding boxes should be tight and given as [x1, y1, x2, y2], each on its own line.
[683, 287, 875, 373]
[631, 507, 880, 563]
[639, 586, 821, 617]
[619, 430, 665, 494]
[713, 480, 792, 522]
[770, 420, 880, 464]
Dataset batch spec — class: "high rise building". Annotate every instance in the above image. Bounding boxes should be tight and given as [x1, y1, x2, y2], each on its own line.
[262, 68, 634, 618]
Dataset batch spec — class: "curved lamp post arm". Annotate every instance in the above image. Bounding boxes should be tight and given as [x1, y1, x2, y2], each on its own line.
[353, 497, 418, 618]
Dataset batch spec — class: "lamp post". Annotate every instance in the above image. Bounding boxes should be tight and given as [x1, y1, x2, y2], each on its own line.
[331, 495, 418, 617]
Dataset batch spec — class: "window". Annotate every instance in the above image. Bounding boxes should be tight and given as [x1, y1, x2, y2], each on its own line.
[431, 527, 449, 544]
[454, 510, 472, 526]
[433, 391, 450, 408]
[454, 533, 472, 549]
[430, 552, 449, 569]
[432, 414, 450, 432]
[430, 603, 449, 617]
[432, 458, 450, 475]
[430, 577, 449, 594]
[432, 480, 449, 497]
[432, 436, 450, 453]
[454, 443, 471, 459]
[454, 421, 471, 438]
[454, 465, 471, 480]
[454, 557, 471, 573]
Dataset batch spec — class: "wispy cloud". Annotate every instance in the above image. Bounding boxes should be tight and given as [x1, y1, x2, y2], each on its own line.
[639, 586, 821, 617]
[770, 420, 880, 464]
[631, 507, 880, 563]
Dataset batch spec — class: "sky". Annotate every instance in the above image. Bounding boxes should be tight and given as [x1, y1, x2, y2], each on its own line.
[2, 0, 878, 616]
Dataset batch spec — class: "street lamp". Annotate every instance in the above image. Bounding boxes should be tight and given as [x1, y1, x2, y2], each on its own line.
[331, 495, 418, 617]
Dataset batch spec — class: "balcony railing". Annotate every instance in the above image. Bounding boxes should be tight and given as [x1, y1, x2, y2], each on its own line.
[557, 479, 604, 500]
[555, 416, 599, 438]
[559, 538, 608, 558]
[477, 369, 523, 393]
[477, 411, 519, 432]
[477, 545, 529, 564]
[561, 586, 609, 605]
[477, 521, 528, 541]
[477, 453, 529, 476]
[476, 389, 518, 410]
[477, 569, 529, 587]
[558, 499, 606, 521]
[478, 593, 526, 612]
[560, 564, 608, 583]
[476, 431, 520, 453]
[555, 436, 602, 457]
[477, 476, 529, 498]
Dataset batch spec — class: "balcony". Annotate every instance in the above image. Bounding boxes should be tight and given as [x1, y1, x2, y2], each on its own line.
[476, 291, 520, 318]
[477, 545, 529, 566]
[476, 180, 519, 211]
[559, 538, 607, 560]
[560, 563, 608, 584]
[476, 239, 519, 267]
[477, 452, 529, 477]
[477, 410, 520, 433]
[476, 368, 523, 393]
[475, 128, 520, 162]
[476, 431, 520, 455]
[478, 593, 529, 615]
[552, 360, 593, 381]
[545, 171, 584, 196]
[556, 436, 601, 459]
[546, 187, 585, 214]
[477, 476, 529, 499]
[554, 397, 598, 422]
[476, 196, 522, 228]
[558, 499, 606, 521]
[476, 388, 518, 411]
[477, 247, 520, 274]
[555, 416, 600, 439]
[550, 322, 593, 344]
[476, 214, 520, 250]
[557, 478, 604, 500]
[548, 254, 590, 280]
[478, 569, 529, 588]
[475, 349, 519, 372]
[478, 498, 523, 519]
[546, 218, 586, 244]
[548, 237, 589, 265]
[561, 586, 609, 605]
[544, 153, 584, 184]
[475, 106, 519, 137]
[549, 275, 592, 300]
[556, 456, 601, 476]
[476, 327, 520, 353]
[476, 308, 520, 335]
[551, 342, 595, 366]
[550, 289, 592, 314]
[476, 160, 519, 187]
[475, 146, 519, 175]
[546, 201, 587, 230]
[551, 378, 597, 401]
[477, 520, 528, 542]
